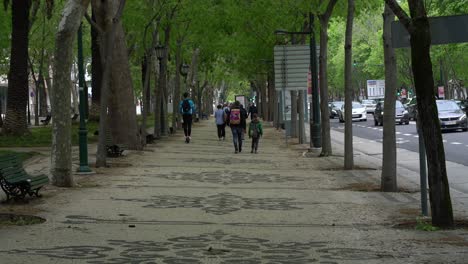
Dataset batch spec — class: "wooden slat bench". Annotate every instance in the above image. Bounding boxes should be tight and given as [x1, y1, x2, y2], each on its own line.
[0, 155, 49, 201]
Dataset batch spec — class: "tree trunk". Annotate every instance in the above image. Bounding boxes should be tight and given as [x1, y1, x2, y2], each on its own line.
[344, 0, 355, 169]
[51, 0, 90, 186]
[95, 0, 127, 167]
[381, 4, 398, 191]
[385, 0, 453, 227]
[39, 73, 48, 116]
[93, 0, 140, 150]
[318, 18, 332, 156]
[2, 0, 30, 136]
[268, 72, 275, 122]
[261, 79, 268, 121]
[89, 9, 102, 122]
[173, 40, 182, 131]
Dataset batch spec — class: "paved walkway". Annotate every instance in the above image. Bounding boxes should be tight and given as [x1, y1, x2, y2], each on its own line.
[1, 120, 467, 263]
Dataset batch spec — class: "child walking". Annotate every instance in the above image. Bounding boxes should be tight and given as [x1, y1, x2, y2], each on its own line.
[248, 113, 263, 153]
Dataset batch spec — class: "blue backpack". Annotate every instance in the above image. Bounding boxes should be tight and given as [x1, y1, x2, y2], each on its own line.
[182, 99, 191, 114]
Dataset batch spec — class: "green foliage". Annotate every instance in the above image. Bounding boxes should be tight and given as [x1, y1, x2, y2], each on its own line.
[0, 122, 99, 147]
[0, 150, 39, 162]
[416, 217, 440, 232]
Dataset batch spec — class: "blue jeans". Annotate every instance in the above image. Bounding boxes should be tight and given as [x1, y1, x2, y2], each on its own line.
[231, 126, 243, 151]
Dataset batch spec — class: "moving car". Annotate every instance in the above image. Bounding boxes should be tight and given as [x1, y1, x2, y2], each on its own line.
[338, 102, 367, 123]
[329, 101, 344, 119]
[437, 100, 467, 132]
[361, 99, 377, 114]
[374, 100, 409, 126]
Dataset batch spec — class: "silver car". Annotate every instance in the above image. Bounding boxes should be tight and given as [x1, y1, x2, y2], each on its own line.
[437, 100, 467, 132]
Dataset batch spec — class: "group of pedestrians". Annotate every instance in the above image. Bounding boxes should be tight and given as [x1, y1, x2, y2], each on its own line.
[179, 94, 263, 153]
[214, 101, 263, 154]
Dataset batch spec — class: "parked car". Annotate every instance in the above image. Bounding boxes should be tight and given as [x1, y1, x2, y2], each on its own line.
[374, 100, 410, 126]
[329, 101, 344, 119]
[437, 100, 467, 132]
[361, 99, 377, 114]
[338, 102, 367, 123]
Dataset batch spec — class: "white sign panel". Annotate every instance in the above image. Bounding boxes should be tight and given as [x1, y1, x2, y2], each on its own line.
[367, 80, 385, 99]
[274, 45, 310, 91]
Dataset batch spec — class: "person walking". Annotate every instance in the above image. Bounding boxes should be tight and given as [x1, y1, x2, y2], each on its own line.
[214, 104, 226, 140]
[248, 113, 263, 153]
[240, 104, 248, 141]
[227, 101, 246, 153]
[179, 92, 195, 143]
[247, 103, 258, 120]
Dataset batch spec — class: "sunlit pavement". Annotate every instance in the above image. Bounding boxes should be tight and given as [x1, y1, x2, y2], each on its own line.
[1, 120, 467, 263]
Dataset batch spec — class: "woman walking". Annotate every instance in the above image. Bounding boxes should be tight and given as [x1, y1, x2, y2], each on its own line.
[214, 104, 226, 140]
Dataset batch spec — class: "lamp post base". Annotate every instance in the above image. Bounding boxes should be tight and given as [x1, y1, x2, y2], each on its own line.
[311, 123, 322, 148]
[77, 166, 93, 174]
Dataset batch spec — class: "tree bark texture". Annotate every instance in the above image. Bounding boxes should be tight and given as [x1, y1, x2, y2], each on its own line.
[51, 0, 90, 186]
[2, 0, 30, 136]
[89, 9, 102, 122]
[159, 25, 172, 136]
[94, 0, 127, 167]
[268, 72, 275, 122]
[173, 40, 182, 131]
[318, 17, 332, 156]
[93, 0, 140, 150]
[344, 0, 355, 169]
[381, 4, 398, 191]
[385, 0, 453, 227]
[261, 79, 268, 121]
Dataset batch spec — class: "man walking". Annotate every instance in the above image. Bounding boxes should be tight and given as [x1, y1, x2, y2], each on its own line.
[179, 92, 195, 143]
[227, 101, 246, 153]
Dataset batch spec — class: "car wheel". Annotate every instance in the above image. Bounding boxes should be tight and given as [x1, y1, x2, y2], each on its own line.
[339, 118, 344, 123]
[363, 119, 367, 122]
[463, 128, 468, 132]
[399, 121, 403, 125]
[374, 119, 378, 126]
[405, 121, 410, 125]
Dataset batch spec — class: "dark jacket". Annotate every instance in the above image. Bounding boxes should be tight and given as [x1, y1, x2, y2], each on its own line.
[227, 106, 246, 127]
[240, 106, 248, 129]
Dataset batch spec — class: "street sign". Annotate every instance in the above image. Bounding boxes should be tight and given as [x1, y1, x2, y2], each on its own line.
[392, 14, 468, 48]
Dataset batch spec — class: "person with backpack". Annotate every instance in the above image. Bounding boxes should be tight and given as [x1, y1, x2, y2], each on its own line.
[179, 92, 195, 143]
[248, 113, 263, 154]
[214, 104, 226, 141]
[227, 101, 245, 153]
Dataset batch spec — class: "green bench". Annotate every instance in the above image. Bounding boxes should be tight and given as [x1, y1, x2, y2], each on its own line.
[105, 131, 127, 157]
[0, 155, 49, 201]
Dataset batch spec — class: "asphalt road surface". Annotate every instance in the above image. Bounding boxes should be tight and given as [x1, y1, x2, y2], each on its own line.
[330, 114, 468, 166]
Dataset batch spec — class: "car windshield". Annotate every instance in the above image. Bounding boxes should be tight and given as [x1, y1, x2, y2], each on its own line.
[436, 100, 460, 111]
[333, 102, 344, 108]
[352, 102, 363, 109]
[362, 100, 375, 104]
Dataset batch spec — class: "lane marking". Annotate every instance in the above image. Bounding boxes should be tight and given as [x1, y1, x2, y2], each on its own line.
[414, 135, 419, 138]
[403, 133, 412, 136]
[396, 132, 401, 135]
[378, 129, 383, 131]
[450, 142, 462, 145]
[443, 140, 447, 143]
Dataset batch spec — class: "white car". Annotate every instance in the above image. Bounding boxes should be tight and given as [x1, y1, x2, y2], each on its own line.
[339, 102, 367, 123]
[361, 99, 377, 114]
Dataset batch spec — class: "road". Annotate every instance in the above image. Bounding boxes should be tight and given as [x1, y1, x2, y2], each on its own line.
[330, 114, 468, 166]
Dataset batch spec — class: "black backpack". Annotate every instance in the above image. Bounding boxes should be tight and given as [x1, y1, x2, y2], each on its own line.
[182, 99, 191, 114]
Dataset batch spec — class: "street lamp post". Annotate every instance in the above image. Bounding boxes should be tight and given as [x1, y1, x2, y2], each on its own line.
[309, 13, 321, 148]
[274, 21, 321, 147]
[77, 24, 92, 173]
